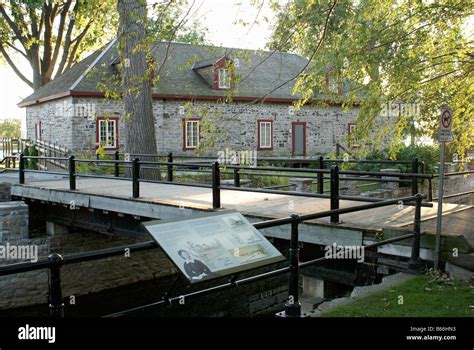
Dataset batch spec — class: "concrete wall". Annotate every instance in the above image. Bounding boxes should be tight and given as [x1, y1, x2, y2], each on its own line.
[26, 96, 360, 156]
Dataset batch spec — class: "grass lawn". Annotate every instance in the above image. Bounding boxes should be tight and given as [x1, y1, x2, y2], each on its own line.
[323, 275, 474, 317]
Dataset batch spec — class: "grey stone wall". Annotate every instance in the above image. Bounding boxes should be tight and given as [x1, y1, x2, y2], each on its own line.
[0, 201, 28, 241]
[25, 99, 74, 149]
[158, 99, 359, 156]
[26, 96, 360, 156]
[0, 229, 176, 310]
[0, 183, 11, 202]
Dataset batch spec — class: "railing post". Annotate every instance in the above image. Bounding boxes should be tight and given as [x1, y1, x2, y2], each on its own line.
[411, 158, 419, 196]
[132, 158, 140, 198]
[19, 153, 25, 184]
[317, 156, 324, 194]
[283, 214, 301, 317]
[212, 161, 221, 209]
[69, 155, 76, 190]
[114, 151, 120, 178]
[233, 166, 240, 187]
[428, 178, 433, 202]
[409, 193, 423, 271]
[167, 152, 173, 182]
[330, 165, 340, 223]
[48, 253, 64, 320]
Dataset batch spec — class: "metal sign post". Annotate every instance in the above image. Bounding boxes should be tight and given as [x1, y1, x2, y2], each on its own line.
[434, 107, 454, 270]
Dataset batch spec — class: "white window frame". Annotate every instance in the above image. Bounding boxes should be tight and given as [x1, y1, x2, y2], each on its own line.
[258, 121, 272, 149]
[98, 118, 117, 149]
[35, 122, 42, 141]
[348, 123, 359, 146]
[185, 120, 200, 149]
[218, 68, 230, 89]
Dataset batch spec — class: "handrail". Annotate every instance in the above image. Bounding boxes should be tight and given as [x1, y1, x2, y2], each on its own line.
[433, 189, 474, 201]
[0, 193, 425, 319]
[15, 154, 435, 211]
[104, 194, 425, 318]
[432, 170, 474, 178]
[339, 169, 432, 179]
[122, 152, 414, 165]
[0, 195, 422, 277]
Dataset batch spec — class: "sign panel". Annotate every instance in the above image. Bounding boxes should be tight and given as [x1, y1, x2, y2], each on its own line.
[439, 107, 454, 142]
[143, 211, 285, 283]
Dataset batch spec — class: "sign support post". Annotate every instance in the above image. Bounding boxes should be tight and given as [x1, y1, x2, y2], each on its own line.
[434, 107, 454, 270]
[434, 141, 445, 270]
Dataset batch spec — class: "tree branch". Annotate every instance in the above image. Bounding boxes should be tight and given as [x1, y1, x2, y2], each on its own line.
[56, 0, 79, 76]
[0, 43, 33, 88]
[154, 0, 197, 78]
[4, 42, 28, 59]
[393, 68, 464, 100]
[65, 19, 93, 70]
[0, 4, 28, 50]
[251, 0, 339, 104]
[41, 3, 54, 80]
[46, 0, 73, 79]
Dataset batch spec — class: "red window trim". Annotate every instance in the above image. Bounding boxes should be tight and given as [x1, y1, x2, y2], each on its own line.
[96, 116, 119, 150]
[213, 57, 234, 90]
[257, 119, 273, 151]
[291, 121, 306, 156]
[182, 118, 201, 151]
[348, 122, 359, 147]
[325, 74, 342, 95]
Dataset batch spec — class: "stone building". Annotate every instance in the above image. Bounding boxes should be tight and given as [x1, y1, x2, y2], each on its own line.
[18, 40, 359, 157]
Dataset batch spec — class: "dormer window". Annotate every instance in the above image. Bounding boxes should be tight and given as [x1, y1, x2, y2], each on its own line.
[218, 68, 230, 89]
[192, 56, 233, 90]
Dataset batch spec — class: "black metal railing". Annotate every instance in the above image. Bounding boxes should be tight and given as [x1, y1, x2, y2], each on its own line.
[0, 193, 425, 319]
[17, 154, 435, 218]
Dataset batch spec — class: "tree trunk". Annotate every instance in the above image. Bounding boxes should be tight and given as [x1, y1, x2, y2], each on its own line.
[117, 0, 160, 180]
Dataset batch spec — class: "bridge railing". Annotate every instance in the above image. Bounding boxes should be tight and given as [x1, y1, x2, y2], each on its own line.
[103, 151, 425, 191]
[0, 193, 425, 319]
[0, 137, 21, 168]
[17, 154, 434, 221]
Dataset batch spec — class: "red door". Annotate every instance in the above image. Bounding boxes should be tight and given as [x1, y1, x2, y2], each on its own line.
[292, 122, 306, 156]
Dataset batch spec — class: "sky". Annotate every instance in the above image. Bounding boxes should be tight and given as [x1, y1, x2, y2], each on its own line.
[0, 0, 282, 121]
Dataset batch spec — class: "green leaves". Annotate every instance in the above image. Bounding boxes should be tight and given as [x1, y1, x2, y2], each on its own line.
[0, 0, 117, 89]
[270, 0, 474, 157]
[0, 118, 21, 139]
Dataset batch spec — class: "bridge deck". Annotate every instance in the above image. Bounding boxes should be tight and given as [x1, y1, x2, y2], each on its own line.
[12, 176, 471, 235]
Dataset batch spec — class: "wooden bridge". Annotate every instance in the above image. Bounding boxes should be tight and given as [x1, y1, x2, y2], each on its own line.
[1, 151, 473, 263]
[1, 156, 473, 318]
[7, 173, 473, 259]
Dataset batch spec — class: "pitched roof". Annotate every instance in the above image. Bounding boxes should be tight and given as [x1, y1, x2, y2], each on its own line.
[19, 41, 316, 106]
